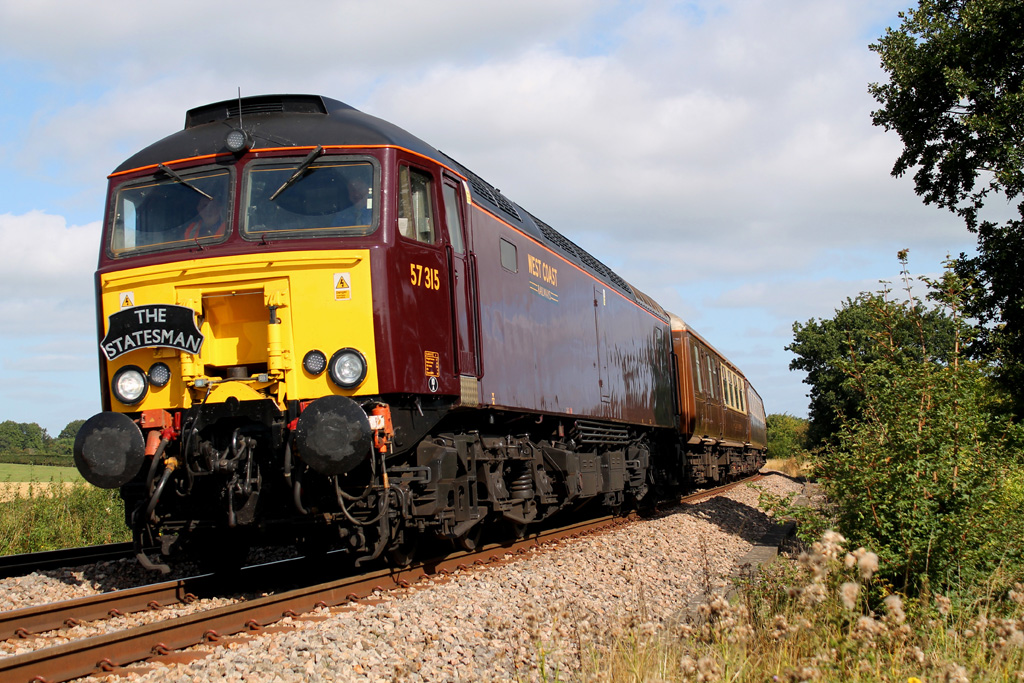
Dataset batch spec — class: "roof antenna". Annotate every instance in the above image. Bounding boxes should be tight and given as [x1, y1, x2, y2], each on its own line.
[225, 87, 252, 153]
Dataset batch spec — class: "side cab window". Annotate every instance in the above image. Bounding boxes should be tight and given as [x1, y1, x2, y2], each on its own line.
[441, 179, 466, 254]
[398, 165, 436, 244]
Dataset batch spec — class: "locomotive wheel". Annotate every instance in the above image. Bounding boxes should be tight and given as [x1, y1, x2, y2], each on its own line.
[456, 524, 484, 552]
[505, 520, 527, 540]
[387, 530, 419, 567]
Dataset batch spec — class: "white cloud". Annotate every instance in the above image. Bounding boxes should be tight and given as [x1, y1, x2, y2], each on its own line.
[0, 212, 99, 336]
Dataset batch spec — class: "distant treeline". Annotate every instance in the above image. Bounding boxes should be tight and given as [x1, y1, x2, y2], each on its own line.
[0, 419, 85, 467]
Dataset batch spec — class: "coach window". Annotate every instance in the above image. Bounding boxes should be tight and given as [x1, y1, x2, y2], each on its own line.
[690, 342, 703, 393]
[500, 238, 518, 272]
[398, 165, 436, 244]
[707, 357, 718, 401]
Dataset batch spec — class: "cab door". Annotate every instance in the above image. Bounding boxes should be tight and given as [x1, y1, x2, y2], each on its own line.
[442, 177, 479, 377]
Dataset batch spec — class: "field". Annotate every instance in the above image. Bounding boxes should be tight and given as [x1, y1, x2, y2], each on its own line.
[0, 465, 130, 554]
[0, 463, 84, 502]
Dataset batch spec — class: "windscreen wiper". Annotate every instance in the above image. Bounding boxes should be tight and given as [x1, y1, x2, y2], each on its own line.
[269, 145, 325, 201]
[157, 163, 212, 200]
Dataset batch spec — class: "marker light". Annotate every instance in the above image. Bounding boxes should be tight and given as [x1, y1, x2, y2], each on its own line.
[112, 366, 148, 405]
[303, 350, 327, 375]
[328, 348, 367, 389]
[148, 362, 171, 387]
[225, 128, 252, 153]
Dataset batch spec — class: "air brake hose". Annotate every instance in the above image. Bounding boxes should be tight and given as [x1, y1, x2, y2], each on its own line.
[145, 467, 173, 521]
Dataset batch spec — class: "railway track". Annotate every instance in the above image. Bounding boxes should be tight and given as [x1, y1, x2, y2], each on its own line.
[0, 475, 761, 683]
[0, 543, 136, 580]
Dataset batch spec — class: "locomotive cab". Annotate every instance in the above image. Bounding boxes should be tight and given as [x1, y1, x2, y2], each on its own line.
[75, 96, 488, 569]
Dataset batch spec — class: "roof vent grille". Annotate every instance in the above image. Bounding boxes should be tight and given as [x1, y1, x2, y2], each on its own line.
[185, 94, 327, 129]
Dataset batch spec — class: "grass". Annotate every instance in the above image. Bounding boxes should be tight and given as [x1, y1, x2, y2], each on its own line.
[0, 463, 84, 482]
[0, 481, 131, 555]
[569, 532, 1024, 682]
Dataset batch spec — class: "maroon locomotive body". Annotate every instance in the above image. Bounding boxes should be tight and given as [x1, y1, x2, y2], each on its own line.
[72, 95, 765, 570]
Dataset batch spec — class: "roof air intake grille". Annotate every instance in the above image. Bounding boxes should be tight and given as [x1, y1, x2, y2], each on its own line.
[185, 95, 328, 129]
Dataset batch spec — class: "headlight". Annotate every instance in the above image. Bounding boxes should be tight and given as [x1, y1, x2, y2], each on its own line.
[225, 128, 252, 153]
[112, 366, 148, 405]
[303, 350, 327, 376]
[148, 362, 171, 387]
[328, 348, 367, 388]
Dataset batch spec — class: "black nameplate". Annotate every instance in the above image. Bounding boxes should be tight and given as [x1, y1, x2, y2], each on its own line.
[101, 305, 204, 361]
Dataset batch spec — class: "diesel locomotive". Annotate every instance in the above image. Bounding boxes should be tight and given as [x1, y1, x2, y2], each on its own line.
[73, 94, 766, 572]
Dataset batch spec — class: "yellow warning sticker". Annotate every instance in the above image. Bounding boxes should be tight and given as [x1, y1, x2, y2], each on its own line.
[120, 291, 135, 309]
[424, 351, 440, 377]
[334, 272, 352, 301]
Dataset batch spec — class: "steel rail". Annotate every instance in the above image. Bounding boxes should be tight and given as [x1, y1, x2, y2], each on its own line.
[0, 543, 135, 579]
[0, 474, 762, 683]
[0, 575, 213, 641]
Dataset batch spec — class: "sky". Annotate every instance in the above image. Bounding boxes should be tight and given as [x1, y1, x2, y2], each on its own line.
[0, 0, 977, 436]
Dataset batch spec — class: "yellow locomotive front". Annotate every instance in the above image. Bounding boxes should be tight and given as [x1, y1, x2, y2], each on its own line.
[75, 139, 395, 569]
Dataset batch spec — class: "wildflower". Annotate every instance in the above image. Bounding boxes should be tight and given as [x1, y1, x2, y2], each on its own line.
[819, 530, 846, 559]
[696, 656, 721, 682]
[911, 646, 925, 664]
[840, 582, 860, 610]
[784, 665, 820, 682]
[858, 552, 879, 581]
[770, 615, 793, 641]
[884, 594, 906, 625]
[851, 615, 887, 645]
[909, 678, 923, 683]
[800, 583, 828, 605]
[729, 623, 755, 644]
[637, 621, 658, 638]
[935, 595, 952, 616]
[1009, 583, 1024, 607]
[944, 664, 969, 683]
[798, 551, 829, 582]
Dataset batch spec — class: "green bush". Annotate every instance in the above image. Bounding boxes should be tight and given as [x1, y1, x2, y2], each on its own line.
[810, 257, 1024, 593]
[0, 484, 131, 555]
[766, 413, 810, 461]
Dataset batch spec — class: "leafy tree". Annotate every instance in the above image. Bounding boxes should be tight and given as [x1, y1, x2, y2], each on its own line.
[0, 420, 48, 455]
[811, 258, 1024, 592]
[58, 420, 86, 441]
[869, 0, 1024, 404]
[765, 413, 809, 461]
[787, 276, 956, 446]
